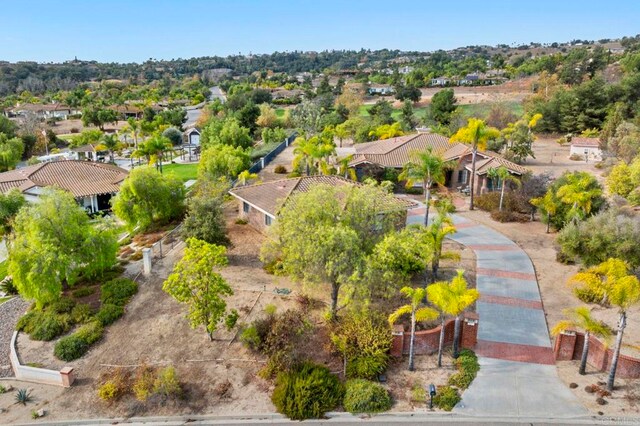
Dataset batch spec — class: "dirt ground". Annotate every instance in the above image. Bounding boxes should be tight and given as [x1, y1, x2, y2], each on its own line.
[49, 118, 127, 135]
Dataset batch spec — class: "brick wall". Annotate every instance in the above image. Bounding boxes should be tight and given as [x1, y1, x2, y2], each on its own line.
[391, 313, 479, 357]
[554, 331, 640, 379]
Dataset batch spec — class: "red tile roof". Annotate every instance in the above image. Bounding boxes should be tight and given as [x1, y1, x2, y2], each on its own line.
[0, 161, 128, 198]
[570, 138, 601, 148]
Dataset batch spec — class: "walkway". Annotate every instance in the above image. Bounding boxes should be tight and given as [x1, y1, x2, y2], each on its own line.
[406, 207, 587, 419]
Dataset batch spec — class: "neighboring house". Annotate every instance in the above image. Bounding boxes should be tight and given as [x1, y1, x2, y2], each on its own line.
[430, 76, 450, 86]
[368, 84, 395, 96]
[569, 138, 603, 161]
[0, 161, 128, 213]
[349, 130, 529, 196]
[107, 105, 143, 120]
[229, 175, 415, 233]
[182, 128, 201, 160]
[459, 73, 480, 85]
[71, 144, 99, 161]
[8, 103, 77, 120]
[271, 89, 304, 101]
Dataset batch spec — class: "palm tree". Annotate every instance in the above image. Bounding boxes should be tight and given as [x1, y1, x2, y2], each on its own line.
[531, 190, 557, 233]
[292, 135, 336, 176]
[557, 174, 603, 224]
[427, 270, 479, 365]
[399, 148, 452, 226]
[237, 170, 259, 186]
[449, 118, 500, 210]
[95, 134, 122, 164]
[126, 117, 140, 149]
[335, 155, 357, 180]
[388, 287, 438, 371]
[570, 258, 640, 391]
[486, 166, 522, 211]
[335, 122, 349, 148]
[422, 211, 460, 282]
[552, 306, 610, 375]
[133, 135, 173, 173]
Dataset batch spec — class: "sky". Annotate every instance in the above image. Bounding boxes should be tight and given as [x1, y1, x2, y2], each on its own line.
[0, 0, 638, 63]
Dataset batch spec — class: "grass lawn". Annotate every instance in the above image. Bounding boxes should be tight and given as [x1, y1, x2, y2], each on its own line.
[162, 163, 198, 182]
[275, 108, 286, 117]
[0, 260, 7, 281]
[0, 296, 10, 305]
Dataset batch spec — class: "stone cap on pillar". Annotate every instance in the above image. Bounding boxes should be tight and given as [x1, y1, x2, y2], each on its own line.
[463, 312, 479, 325]
[392, 324, 404, 335]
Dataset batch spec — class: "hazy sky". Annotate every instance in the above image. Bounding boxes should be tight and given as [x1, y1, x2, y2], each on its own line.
[1, 0, 638, 63]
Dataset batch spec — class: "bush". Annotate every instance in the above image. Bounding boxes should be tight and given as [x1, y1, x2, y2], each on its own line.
[97, 381, 119, 402]
[240, 325, 261, 351]
[225, 309, 239, 331]
[29, 311, 70, 341]
[54, 335, 89, 361]
[272, 362, 344, 420]
[490, 210, 530, 223]
[100, 278, 138, 306]
[0, 277, 18, 295]
[448, 349, 480, 389]
[75, 321, 104, 345]
[274, 165, 288, 174]
[153, 366, 182, 398]
[343, 379, 392, 414]
[72, 287, 96, 298]
[411, 383, 426, 403]
[405, 186, 423, 195]
[133, 364, 156, 402]
[70, 303, 93, 324]
[331, 310, 392, 380]
[97, 368, 129, 402]
[433, 385, 461, 411]
[96, 303, 124, 326]
[46, 298, 76, 314]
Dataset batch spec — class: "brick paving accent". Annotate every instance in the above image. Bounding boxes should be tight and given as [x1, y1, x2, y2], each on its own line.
[467, 244, 519, 251]
[480, 294, 543, 310]
[453, 222, 479, 229]
[476, 339, 556, 365]
[476, 267, 537, 281]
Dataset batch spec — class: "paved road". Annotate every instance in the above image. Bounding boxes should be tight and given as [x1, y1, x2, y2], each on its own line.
[406, 207, 587, 419]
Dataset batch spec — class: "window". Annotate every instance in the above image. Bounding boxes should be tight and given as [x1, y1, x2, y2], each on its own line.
[243, 202, 250, 213]
[265, 215, 273, 226]
[458, 170, 467, 184]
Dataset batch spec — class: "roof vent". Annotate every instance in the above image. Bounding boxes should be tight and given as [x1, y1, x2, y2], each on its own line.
[416, 127, 431, 133]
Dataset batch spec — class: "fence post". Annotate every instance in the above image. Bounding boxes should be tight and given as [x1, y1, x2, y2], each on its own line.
[142, 248, 152, 275]
[261, 157, 265, 169]
[158, 240, 163, 258]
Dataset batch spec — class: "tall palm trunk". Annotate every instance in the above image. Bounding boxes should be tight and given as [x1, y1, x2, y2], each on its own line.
[330, 282, 339, 319]
[469, 147, 478, 210]
[408, 309, 417, 371]
[453, 315, 462, 358]
[579, 331, 590, 375]
[499, 179, 506, 211]
[437, 316, 445, 367]
[424, 177, 432, 226]
[607, 312, 626, 391]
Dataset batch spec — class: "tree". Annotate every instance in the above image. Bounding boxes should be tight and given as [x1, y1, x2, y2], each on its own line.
[430, 89, 457, 125]
[162, 127, 183, 146]
[0, 189, 26, 235]
[334, 122, 350, 148]
[292, 134, 336, 176]
[82, 107, 118, 130]
[201, 118, 253, 149]
[368, 99, 394, 126]
[569, 259, 640, 391]
[368, 123, 404, 140]
[0, 133, 24, 172]
[237, 169, 259, 186]
[399, 148, 451, 226]
[163, 238, 233, 341]
[423, 212, 459, 281]
[399, 100, 417, 130]
[394, 84, 421, 103]
[290, 99, 324, 134]
[0, 115, 17, 138]
[556, 172, 604, 224]
[449, 118, 500, 210]
[501, 114, 542, 163]
[181, 182, 229, 246]
[8, 188, 117, 309]
[531, 190, 557, 233]
[486, 166, 522, 211]
[486, 103, 518, 130]
[256, 104, 279, 129]
[125, 117, 140, 149]
[427, 270, 479, 365]
[198, 144, 251, 182]
[388, 287, 438, 371]
[95, 134, 122, 164]
[133, 135, 173, 173]
[261, 184, 404, 316]
[112, 167, 185, 231]
[552, 306, 610, 375]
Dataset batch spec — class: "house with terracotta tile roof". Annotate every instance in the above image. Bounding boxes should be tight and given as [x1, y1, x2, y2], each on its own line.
[228, 175, 415, 233]
[569, 137, 602, 161]
[0, 161, 128, 213]
[350, 130, 529, 195]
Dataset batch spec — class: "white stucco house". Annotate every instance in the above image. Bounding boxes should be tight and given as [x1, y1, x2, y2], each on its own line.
[569, 138, 603, 161]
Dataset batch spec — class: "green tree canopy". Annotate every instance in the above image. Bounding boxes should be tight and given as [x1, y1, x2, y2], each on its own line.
[8, 188, 117, 308]
[430, 89, 457, 125]
[112, 167, 185, 231]
[198, 144, 251, 182]
[0, 133, 25, 172]
[0, 189, 25, 235]
[181, 181, 229, 246]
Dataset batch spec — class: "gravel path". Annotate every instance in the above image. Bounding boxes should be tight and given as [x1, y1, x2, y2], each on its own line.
[0, 297, 29, 377]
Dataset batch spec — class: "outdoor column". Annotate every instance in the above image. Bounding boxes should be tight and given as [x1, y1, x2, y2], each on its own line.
[142, 248, 152, 275]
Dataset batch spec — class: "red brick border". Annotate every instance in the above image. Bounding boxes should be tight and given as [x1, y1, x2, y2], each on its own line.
[476, 340, 555, 365]
[480, 294, 543, 310]
[476, 267, 537, 281]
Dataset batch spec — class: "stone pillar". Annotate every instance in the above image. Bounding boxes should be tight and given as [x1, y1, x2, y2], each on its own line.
[390, 325, 405, 357]
[261, 157, 265, 169]
[461, 312, 479, 349]
[60, 367, 75, 387]
[142, 248, 152, 275]
[554, 331, 577, 361]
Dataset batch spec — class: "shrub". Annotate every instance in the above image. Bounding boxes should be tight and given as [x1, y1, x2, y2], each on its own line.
[98, 381, 118, 402]
[240, 325, 261, 351]
[46, 298, 76, 314]
[331, 310, 392, 380]
[130, 251, 143, 261]
[133, 364, 156, 402]
[433, 385, 460, 411]
[75, 321, 104, 345]
[0, 384, 5, 394]
[15, 388, 31, 405]
[272, 362, 344, 420]
[274, 165, 288, 174]
[54, 335, 89, 361]
[100, 278, 138, 306]
[411, 383, 426, 403]
[153, 366, 182, 398]
[235, 218, 248, 225]
[29, 311, 70, 341]
[490, 210, 530, 223]
[225, 309, 239, 331]
[96, 303, 124, 326]
[97, 368, 129, 402]
[405, 186, 423, 195]
[448, 349, 480, 389]
[72, 287, 96, 298]
[0, 277, 18, 295]
[343, 379, 392, 414]
[70, 303, 93, 324]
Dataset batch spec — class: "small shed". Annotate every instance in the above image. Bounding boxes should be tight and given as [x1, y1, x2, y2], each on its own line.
[569, 138, 602, 161]
[185, 128, 201, 146]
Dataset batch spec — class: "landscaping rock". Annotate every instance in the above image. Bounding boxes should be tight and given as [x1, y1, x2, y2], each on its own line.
[584, 385, 595, 393]
[569, 382, 578, 389]
[596, 397, 607, 405]
[0, 297, 30, 377]
[36, 408, 46, 417]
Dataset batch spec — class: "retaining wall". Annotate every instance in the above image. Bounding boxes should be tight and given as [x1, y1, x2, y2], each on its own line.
[10, 331, 75, 387]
